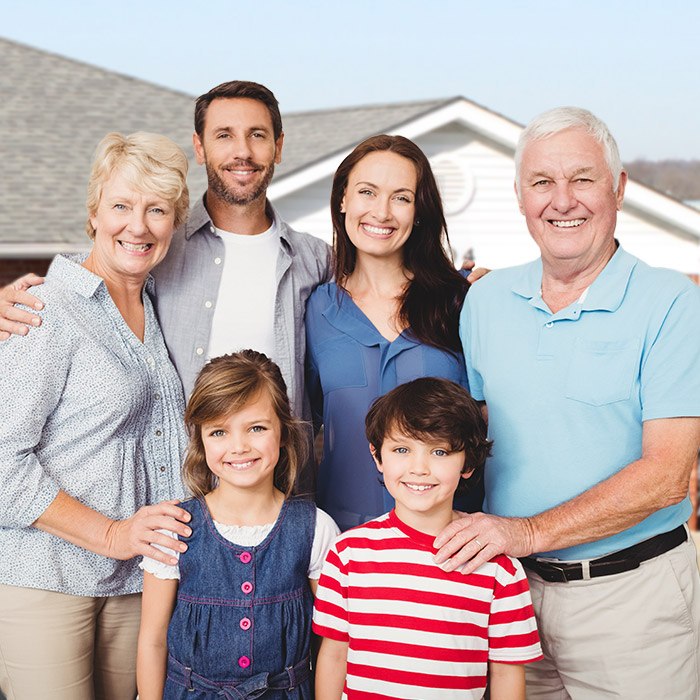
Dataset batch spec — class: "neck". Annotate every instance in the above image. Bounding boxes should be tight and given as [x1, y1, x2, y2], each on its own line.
[205, 190, 272, 235]
[541, 245, 616, 313]
[205, 485, 284, 527]
[395, 502, 458, 538]
[344, 253, 409, 298]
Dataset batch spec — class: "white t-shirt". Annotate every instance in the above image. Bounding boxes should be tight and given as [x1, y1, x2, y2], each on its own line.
[207, 223, 279, 361]
[140, 507, 339, 581]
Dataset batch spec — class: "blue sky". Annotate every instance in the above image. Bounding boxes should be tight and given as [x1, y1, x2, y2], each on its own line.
[3, 0, 698, 160]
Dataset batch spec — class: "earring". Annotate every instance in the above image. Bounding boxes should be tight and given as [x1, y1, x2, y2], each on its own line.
[414, 218, 421, 227]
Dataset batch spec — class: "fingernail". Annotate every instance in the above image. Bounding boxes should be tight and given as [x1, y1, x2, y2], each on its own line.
[32, 317, 41, 326]
[34, 303, 44, 310]
[184, 528, 192, 537]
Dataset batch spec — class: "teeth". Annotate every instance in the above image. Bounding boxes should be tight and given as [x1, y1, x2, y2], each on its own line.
[404, 483, 434, 492]
[363, 224, 393, 235]
[226, 460, 255, 470]
[120, 241, 152, 252]
[551, 219, 585, 228]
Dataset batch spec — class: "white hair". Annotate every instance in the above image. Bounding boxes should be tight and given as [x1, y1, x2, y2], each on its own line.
[514, 107, 623, 193]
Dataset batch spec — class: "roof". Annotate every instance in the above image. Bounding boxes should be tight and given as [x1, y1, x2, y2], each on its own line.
[2, 37, 699, 256]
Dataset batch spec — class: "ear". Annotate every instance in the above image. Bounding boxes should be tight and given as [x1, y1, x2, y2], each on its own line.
[514, 180, 525, 215]
[460, 466, 475, 481]
[274, 132, 285, 165]
[193, 131, 205, 166]
[369, 443, 383, 473]
[615, 170, 627, 211]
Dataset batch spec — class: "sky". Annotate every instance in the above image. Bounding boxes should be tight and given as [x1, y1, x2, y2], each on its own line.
[3, 0, 698, 161]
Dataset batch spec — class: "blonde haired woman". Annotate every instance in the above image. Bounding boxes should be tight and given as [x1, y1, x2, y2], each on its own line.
[0, 132, 192, 699]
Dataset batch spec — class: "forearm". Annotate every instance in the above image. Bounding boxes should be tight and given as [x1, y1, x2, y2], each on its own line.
[315, 638, 348, 699]
[33, 489, 116, 558]
[529, 419, 699, 553]
[136, 641, 168, 700]
[488, 662, 524, 700]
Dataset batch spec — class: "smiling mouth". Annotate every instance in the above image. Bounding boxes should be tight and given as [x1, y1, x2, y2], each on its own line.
[224, 459, 258, 471]
[119, 241, 153, 252]
[550, 219, 586, 228]
[403, 483, 435, 492]
[362, 224, 394, 236]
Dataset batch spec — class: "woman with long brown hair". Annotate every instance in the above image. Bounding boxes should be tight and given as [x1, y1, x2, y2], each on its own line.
[306, 134, 482, 533]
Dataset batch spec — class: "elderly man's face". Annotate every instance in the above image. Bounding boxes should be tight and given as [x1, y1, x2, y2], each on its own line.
[517, 127, 626, 273]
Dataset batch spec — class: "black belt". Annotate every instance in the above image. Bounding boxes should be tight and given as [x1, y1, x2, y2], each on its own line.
[521, 525, 687, 583]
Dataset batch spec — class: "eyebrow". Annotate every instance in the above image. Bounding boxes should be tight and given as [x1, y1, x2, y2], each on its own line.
[527, 166, 595, 180]
[354, 180, 416, 195]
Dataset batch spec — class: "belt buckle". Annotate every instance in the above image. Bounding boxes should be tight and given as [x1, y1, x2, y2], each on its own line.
[547, 561, 574, 583]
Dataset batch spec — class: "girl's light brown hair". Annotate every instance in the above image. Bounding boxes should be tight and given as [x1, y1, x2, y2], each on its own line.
[182, 350, 308, 498]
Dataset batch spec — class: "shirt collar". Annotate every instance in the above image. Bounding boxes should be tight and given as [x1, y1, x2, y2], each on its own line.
[511, 243, 637, 314]
[47, 253, 156, 298]
[185, 193, 288, 245]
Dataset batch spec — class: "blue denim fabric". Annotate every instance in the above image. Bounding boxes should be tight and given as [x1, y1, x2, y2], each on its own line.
[164, 497, 316, 699]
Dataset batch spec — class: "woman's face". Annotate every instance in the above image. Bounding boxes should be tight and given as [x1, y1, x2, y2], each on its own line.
[340, 151, 417, 264]
[87, 169, 176, 286]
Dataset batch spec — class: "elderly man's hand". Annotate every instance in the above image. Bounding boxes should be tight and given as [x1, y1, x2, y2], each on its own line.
[433, 512, 535, 575]
[0, 273, 45, 340]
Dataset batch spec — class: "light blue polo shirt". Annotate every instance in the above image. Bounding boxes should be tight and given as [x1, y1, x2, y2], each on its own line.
[460, 245, 700, 560]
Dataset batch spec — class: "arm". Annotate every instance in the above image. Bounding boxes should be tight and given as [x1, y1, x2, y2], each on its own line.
[34, 490, 191, 564]
[315, 637, 348, 700]
[435, 416, 700, 572]
[489, 662, 525, 700]
[137, 572, 178, 700]
[0, 273, 45, 339]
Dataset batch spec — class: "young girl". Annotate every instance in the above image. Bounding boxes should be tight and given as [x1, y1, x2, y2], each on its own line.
[137, 350, 339, 699]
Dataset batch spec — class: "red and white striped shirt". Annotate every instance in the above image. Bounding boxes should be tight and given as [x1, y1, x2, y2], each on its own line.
[313, 510, 542, 699]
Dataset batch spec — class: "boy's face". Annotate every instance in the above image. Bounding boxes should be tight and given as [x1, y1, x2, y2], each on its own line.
[371, 431, 473, 529]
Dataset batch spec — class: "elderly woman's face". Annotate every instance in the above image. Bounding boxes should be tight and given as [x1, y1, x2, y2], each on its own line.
[340, 151, 417, 264]
[88, 169, 176, 284]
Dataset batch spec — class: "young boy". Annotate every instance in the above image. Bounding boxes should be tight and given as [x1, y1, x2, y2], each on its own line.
[313, 377, 542, 699]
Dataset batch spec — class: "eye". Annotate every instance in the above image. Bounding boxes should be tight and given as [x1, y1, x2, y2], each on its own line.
[358, 188, 375, 197]
[573, 178, 593, 186]
[433, 448, 450, 457]
[250, 425, 268, 433]
[394, 194, 413, 204]
[149, 206, 166, 215]
[208, 429, 225, 438]
[393, 446, 408, 454]
[216, 132, 230, 139]
[532, 179, 551, 188]
[113, 203, 128, 211]
[251, 131, 267, 139]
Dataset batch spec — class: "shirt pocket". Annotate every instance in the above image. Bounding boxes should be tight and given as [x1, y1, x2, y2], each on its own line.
[565, 337, 639, 406]
[315, 338, 368, 394]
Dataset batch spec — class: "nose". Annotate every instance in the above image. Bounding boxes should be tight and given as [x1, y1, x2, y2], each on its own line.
[227, 431, 250, 455]
[128, 210, 149, 236]
[231, 137, 253, 161]
[408, 456, 429, 476]
[551, 181, 577, 213]
[371, 196, 391, 222]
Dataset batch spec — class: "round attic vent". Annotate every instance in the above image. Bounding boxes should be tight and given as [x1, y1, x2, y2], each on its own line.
[431, 157, 475, 216]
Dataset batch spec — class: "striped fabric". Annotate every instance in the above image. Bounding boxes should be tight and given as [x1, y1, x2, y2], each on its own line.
[313, 510, 542, 699]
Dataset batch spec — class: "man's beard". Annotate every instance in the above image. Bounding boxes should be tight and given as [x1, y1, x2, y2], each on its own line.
[206, 159, 275, 206]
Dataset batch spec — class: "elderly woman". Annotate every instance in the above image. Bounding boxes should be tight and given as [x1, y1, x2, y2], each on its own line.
[306, 134, 483, 533]
[0, 132, 192, 700]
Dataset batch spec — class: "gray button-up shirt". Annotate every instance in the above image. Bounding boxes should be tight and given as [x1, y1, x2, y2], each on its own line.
[152, 196, 332, 422]
[0, 255, 187, 596]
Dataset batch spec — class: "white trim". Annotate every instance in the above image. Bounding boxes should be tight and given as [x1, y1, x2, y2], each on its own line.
[0, 243, 90, 258]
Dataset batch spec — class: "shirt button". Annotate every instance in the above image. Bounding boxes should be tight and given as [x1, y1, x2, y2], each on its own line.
[210, 225, 215, 233]
[155, 429, 162, 437]
[241, 581, 253, 595]
[214, 257, 222, 265]
[545, 321, 554, 328]
[154, 393, 161, 400]
[204, 300, 212, 309]
[238, 656, 251, 669]
[159, 466, 166, 473]
[239, 552, 252, 564]
[196, 347, 204, 356]
[147, 356, 155, 366]
[239, 617, 252, 631]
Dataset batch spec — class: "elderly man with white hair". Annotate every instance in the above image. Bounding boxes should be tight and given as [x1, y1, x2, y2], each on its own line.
[436, 107, 700, 698]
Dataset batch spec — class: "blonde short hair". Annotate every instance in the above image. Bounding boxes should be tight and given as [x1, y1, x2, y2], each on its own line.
[85, 132, 189, 239]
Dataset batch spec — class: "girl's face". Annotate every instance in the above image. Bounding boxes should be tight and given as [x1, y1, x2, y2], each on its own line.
[201, 392, 282, 496]
[340, 151, 417, 265]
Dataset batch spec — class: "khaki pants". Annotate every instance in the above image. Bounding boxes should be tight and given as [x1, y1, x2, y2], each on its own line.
[0, 585, 141, 700]
[525, 533, 700, 699]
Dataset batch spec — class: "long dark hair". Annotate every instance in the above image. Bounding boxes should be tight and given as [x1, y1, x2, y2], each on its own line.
[331, 134, 468, 353]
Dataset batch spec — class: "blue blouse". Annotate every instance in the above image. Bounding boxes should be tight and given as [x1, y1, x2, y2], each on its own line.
[306, 282, 477, 533]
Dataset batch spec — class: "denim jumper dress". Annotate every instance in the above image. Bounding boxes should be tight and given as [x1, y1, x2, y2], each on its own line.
[164, 497, 316, 699]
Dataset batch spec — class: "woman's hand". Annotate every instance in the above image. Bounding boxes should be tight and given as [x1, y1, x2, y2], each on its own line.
[105, 500, 192, 564]
[34, 491, 191, 564]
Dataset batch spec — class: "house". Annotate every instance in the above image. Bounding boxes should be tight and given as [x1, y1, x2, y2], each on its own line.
[2, 36, 700, 288]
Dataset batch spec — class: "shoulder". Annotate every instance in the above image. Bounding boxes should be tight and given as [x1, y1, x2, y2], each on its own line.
[315, 507, 341, 537]
[307, 282, 337, 310]
[280, 220, 331, 255]
[628, 255, 699, 299]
